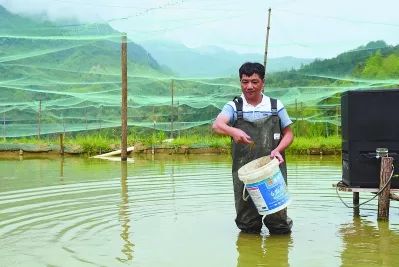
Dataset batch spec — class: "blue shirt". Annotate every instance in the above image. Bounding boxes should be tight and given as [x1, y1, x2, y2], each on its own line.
[220, 93, 293, 129]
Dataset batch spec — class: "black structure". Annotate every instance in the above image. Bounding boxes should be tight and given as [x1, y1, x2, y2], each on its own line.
[341, 89, 399, 188]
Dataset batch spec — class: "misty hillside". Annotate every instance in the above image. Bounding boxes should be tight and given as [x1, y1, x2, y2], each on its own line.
[298, 40, 398, 76]
[0, 5, 165, 80]
[267, 40, 399, 88]
[140, 40, 314, 77]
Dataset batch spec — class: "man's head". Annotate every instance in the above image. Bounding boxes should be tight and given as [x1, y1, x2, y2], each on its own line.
[238, 62, 265, 105]
[239, 62, 265, 80]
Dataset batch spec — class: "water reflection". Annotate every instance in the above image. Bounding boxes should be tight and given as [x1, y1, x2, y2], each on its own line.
[60, 156, 64, 182]
[117, 161, 134, 263]
[340, 217, 399, 267]
[236, 232, 292, 267]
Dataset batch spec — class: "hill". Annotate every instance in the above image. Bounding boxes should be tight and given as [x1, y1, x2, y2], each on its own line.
[140, 40, 314, 77]
[267, 40, 399, 88]
[0, 5, 165, 79]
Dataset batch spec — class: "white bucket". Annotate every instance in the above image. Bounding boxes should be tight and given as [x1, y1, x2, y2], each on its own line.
[238, 156, 291, 215]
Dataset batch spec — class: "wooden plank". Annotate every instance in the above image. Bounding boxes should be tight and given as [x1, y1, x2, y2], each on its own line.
[91, 146, 134, 158]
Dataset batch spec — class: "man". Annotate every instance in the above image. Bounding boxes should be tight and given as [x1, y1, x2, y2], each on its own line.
[212, 62, 293, 234]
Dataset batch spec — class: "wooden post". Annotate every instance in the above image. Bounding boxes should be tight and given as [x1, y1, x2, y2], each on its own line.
[85, 107, 88, 130]
[377, 156, 394, 220]
[325, 121, 329, 137]
[170, 79, 174, 139]
[263, 8, 271, 72]
[59, 133, 64, 155]
[177, 100, 180, 138]
[121, 33, 128, 161]
[336, 105, 339, 136]
[99, 106, 102, 130]
[3, 111, 5, 141]
[38, 100, 42, 138]
[152, 120, 156, 155]
[62, 113, 65, 134]
[294, 98, 298, 136]
[353, 192, 360, 216]
[300, 102, 303, 137]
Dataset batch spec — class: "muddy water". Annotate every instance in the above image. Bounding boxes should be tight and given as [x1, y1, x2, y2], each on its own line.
[1, 154, 399, 267]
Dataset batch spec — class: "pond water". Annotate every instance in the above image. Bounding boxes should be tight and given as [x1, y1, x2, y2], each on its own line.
[1, 154, 399, 267]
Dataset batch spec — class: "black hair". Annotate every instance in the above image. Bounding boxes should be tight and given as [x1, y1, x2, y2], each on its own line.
[239, 62, 265, 80]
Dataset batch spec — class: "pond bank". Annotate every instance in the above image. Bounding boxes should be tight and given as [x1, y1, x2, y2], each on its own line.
[0, 143, 341, 157]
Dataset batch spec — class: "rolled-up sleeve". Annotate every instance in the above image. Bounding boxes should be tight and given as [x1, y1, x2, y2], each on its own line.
[278, 107, 293, 129]
[220, 104, 235, 125]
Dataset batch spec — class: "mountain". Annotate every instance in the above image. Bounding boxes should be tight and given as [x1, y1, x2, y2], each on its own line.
[298, 40, 395, 76]
[140, 40, 314, 77]
[0, 5, 165, 78]
[0, 5, 176, 137]
[266, 40, 399, 89]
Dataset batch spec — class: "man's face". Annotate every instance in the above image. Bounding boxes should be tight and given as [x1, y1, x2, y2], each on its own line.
[240, 73, 264, 103]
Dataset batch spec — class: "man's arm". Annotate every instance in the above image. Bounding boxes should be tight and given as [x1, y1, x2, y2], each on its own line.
[212, 114, 253, 144]
[271, 126, 294, 163]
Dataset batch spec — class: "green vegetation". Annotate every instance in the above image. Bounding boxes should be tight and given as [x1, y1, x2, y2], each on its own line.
[287, 136, 341, 155]
[0, 129, 340, 156]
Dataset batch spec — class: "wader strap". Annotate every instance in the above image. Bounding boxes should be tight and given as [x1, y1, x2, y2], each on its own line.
[233, 96, 244, 120]
[270, 98, 278, 116]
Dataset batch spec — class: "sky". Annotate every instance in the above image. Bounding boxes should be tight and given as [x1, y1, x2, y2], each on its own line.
[1, 0, 399, 59]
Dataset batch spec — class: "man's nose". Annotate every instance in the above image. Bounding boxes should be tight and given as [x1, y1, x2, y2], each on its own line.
[246, 82, 254, 89]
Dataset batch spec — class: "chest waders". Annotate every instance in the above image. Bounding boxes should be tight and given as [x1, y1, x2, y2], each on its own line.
[232, 97, 293, 234]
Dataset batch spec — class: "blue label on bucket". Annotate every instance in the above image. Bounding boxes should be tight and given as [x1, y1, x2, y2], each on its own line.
[246, 170, 290, 213]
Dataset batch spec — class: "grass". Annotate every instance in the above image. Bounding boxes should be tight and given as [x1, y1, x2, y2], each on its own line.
[0, 132, 342, 155]
[287, 135, 341, 154]
[170, 134, 231, 148]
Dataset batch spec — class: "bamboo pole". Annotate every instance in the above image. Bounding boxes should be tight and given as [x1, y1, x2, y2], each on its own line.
[38, 100, 42, 138]
[300, 102, 303, 137]
[59, 133, 64, 155]
[121, 33, 128, 161]
[263, 8, 272, 72]
[336, 105, 339, 136]
[85, 107, 88, 130]
[3, 111, 5, 141]
[378, 157, 394, 220]
[99, 106, 102, 130]
[170, 79, 174, 138]
[177, 100, 180, 138]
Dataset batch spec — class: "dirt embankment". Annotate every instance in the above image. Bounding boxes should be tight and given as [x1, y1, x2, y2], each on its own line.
[0, 143, 340, 157]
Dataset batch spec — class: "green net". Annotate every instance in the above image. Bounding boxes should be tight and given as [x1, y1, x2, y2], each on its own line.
[1, 4, 398, 138]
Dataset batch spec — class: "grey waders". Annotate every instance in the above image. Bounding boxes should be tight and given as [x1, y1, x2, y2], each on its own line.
[231, 97, 293, 234]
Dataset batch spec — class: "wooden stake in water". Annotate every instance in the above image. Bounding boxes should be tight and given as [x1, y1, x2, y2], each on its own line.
[378, 156, 394, 220]
[121, 33, 128, 161]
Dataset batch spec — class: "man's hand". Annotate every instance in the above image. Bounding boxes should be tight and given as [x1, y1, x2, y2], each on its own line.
[270, 149, 284, 164]
[212, 114, 252, 144]
[231, 128, 253, 144]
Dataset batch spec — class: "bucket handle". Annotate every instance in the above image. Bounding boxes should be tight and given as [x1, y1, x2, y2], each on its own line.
[242, 184, 250, 201]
